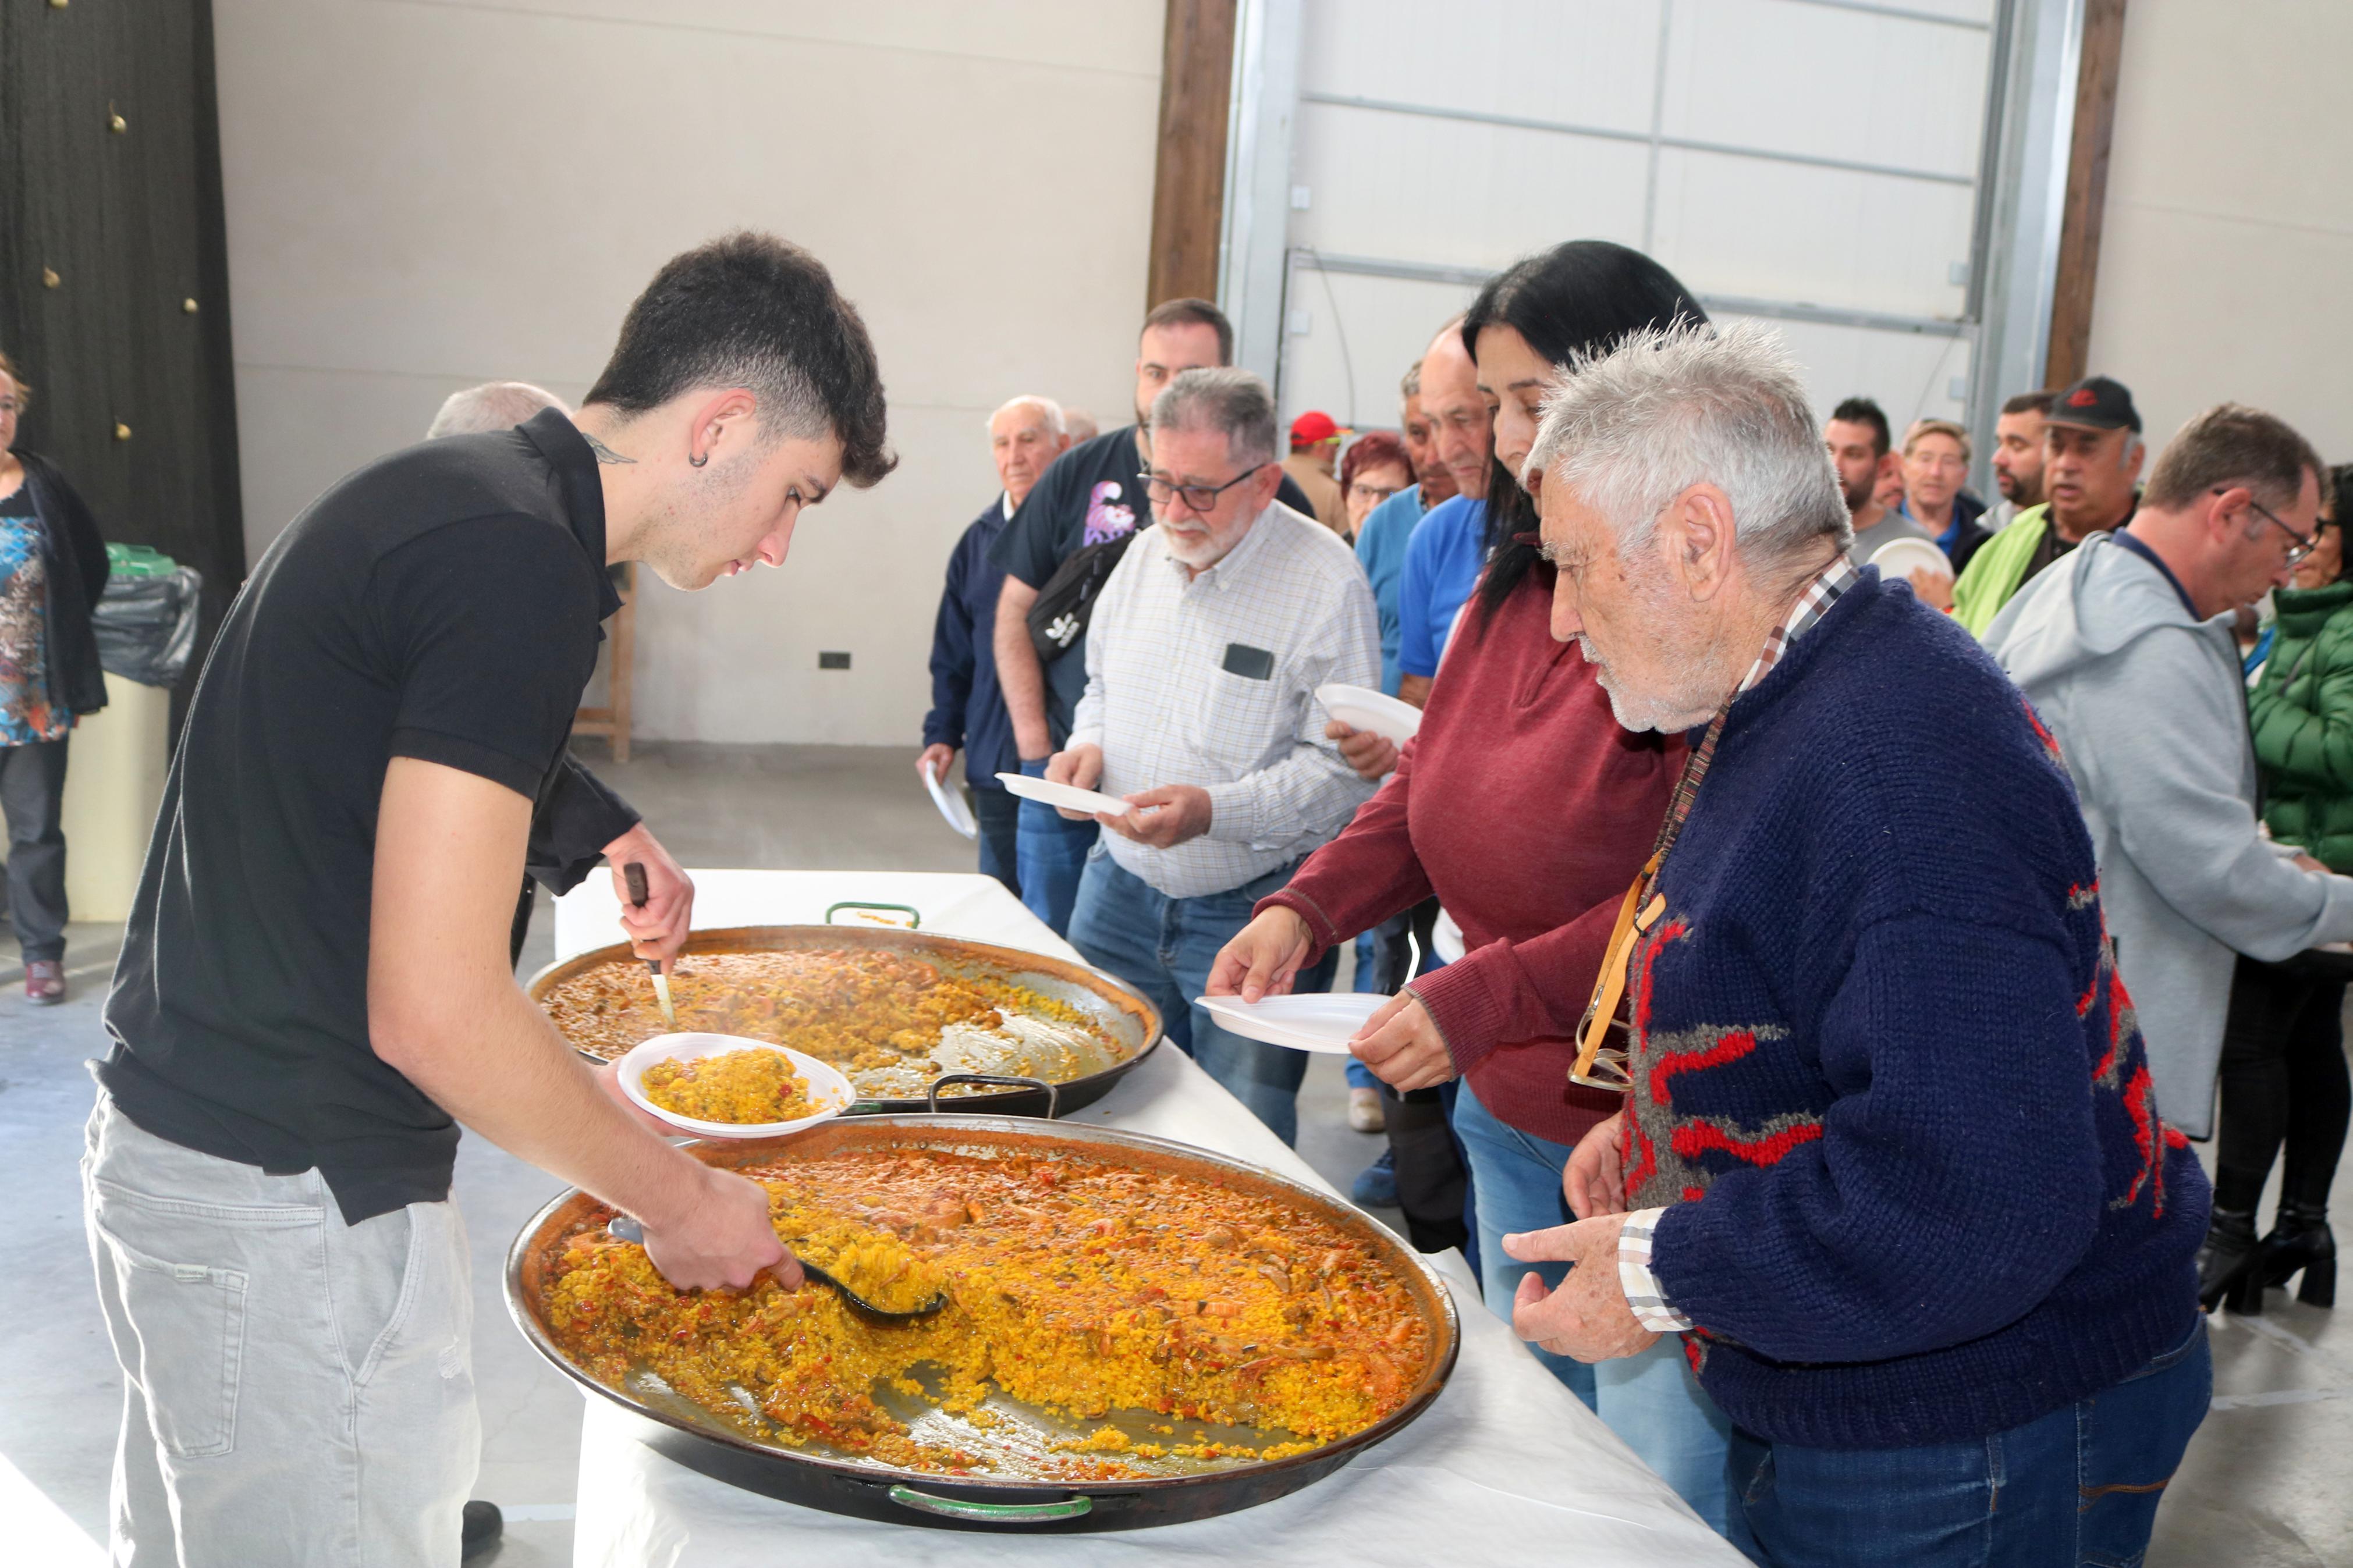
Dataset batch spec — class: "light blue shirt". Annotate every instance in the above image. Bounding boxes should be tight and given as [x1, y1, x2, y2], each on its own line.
[1397, 495, 1487, 681]
[1354, 485, 1422, 696]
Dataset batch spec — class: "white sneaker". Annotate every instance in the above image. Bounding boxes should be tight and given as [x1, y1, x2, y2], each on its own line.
[1347, 1086, 1386, 1133]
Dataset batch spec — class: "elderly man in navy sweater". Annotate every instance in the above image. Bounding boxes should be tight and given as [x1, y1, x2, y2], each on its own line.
[1503, 323, 2209, 1565]
[920, 395, 1070, 892]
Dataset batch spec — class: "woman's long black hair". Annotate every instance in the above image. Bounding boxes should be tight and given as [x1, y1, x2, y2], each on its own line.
[1461, 241, 1708, 621]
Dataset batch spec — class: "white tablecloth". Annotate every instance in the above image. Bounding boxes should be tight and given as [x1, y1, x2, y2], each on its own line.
[552, 870, 1737, 1566]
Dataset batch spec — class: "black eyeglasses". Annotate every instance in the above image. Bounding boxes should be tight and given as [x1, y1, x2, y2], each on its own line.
[1145, 463, 1268, 513]
[2221, 487, 2319, 567]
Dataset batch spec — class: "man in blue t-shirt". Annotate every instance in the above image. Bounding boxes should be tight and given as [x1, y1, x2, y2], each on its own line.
[1393, 318, 1494, 704]
[1355, 357, 1459, 697]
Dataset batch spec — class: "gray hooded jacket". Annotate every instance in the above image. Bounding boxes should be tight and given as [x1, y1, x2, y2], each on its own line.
[1984, 532, 2353, 1136]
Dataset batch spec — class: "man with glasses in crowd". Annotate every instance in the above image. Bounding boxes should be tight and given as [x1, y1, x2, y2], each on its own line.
[1043, 368, 1378, 1146]
[989, 300, 1312, 934]
[1986, 403, 2353, 1140]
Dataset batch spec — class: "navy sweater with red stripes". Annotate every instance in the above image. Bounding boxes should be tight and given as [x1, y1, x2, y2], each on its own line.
[1635, 570, 2207, 1450]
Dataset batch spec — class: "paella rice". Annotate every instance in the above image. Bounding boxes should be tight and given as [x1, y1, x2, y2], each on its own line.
[538, 1146, 1434, 1479]
[538, 948, 1111, 1097]
[639, 1048, 817, 1125]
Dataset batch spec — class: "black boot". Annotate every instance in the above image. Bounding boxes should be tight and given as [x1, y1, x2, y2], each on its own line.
[2255, 1202, 2337, 1309]
[462, 1501, 503, 1559]
[2196, 1206, 2262, 1312]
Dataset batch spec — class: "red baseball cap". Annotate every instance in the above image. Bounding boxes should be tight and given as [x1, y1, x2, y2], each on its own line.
[1290, 410, 1349, 448]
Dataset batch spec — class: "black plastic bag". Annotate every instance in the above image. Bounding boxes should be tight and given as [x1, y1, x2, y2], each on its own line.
[91, 566, 203, 688]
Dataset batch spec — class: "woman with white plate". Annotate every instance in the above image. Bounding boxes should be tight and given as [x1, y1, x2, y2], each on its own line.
[1205, 241, 1733, 1534]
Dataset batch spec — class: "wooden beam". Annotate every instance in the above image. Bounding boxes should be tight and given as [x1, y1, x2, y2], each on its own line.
[1147, 0, 1238, 310]
[2045, 0, 2127, 388]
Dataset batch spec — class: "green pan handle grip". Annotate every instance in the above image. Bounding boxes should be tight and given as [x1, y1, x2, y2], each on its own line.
[825, 901, 922, 929]
[884, 1484, 1092, 1523]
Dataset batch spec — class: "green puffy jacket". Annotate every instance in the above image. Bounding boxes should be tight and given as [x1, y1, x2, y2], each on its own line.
[2251, 579, 2353, 873]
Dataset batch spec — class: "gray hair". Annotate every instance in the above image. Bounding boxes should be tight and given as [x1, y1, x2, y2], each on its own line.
[1400, 360, 1422, 400]
[1526, 321, 1851, 567]
[427, 381, 570, 439]
[986, 394, 1065, 438]
[1062, 408, 1100, 445]
[1150, 367, 1278, 470]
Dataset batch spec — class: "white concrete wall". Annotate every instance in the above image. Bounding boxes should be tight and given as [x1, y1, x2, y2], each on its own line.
[213, 0, 1163, 744]
[2087, 1, 2353, 462]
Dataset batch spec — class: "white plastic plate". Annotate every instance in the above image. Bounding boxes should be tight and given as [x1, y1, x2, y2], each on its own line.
[995, 771, 1134, 817]
[1194, 991, 1389, 1053]
[1868, 536, 1953, 582]
[922, 760, 979, 840]
[1315, 682, 1422, 747]
[617, 1033, 857, 1140]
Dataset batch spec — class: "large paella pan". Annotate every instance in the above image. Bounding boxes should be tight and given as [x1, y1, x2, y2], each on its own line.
[526, 912, 1162, 1118]
[505, 1117, 1460, 1531]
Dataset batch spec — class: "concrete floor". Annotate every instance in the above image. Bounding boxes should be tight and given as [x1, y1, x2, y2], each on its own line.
[3, 742, 2347, 1563]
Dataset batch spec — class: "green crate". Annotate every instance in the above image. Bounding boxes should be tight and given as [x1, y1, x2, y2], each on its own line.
[104, 543, 179, 578]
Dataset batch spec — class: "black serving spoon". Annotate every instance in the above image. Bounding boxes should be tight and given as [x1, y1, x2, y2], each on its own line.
[605, 1214, 949, 1324]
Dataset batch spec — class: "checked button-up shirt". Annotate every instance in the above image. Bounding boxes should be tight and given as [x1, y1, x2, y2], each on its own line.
[1069, 500, 1382, 899]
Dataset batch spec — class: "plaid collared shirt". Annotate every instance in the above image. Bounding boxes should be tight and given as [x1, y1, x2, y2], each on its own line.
[1618, 552, 1860, 1336]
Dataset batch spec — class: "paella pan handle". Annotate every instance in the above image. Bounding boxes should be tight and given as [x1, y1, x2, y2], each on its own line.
[884, 1485, 1093, 1523]
[824, 901, 922, 929]
[927, 1072, 1060, 1119]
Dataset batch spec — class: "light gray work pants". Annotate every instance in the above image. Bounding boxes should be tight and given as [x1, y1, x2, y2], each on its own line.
[81, 1091, 478, 1567]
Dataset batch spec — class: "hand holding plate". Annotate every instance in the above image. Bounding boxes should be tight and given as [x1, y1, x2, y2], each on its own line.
[1349, 989, 1456, 1091]
[1326, 719, 1400, 781]
[1106, 784, 1212, 848]
[1206, 906, 1315, 1003]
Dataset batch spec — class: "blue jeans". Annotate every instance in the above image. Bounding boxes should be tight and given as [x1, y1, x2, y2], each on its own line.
[972, 783, 1020, 898]
[1068, 850, 1335, 1146]
[1728, 1319, 2211, 1566]
[1454, 1079, 1733, 1535]
[1013, 757, 1096, 936]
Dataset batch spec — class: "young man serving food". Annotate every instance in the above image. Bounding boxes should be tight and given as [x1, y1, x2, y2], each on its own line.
[88, 233, 893, 1566]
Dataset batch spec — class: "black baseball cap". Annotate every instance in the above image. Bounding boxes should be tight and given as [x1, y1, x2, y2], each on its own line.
[2047, 375, 2141, 433]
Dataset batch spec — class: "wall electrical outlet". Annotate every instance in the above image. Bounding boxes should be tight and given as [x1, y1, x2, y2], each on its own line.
[1286, 307, 1312, 336]
[1290, 184, 1312, 210]
[1948, 376, 1969, 402]
[818, 651, 851, 670]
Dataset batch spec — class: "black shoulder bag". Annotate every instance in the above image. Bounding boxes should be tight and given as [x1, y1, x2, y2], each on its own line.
[1025, 529, 1141, 663]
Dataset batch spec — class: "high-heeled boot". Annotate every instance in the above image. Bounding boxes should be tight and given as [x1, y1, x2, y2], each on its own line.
[2196, 1206, 2262, 1312]
[2255, 1202, 2337, 1309]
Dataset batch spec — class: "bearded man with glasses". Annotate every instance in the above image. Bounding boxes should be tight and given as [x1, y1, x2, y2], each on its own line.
[1042, 368, 1379, 1144]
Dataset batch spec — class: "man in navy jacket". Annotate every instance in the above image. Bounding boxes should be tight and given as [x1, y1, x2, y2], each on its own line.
[921, 396, 1069, 891]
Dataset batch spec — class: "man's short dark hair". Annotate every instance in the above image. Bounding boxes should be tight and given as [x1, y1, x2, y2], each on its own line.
[1830, 396, 1891, 458]
[1141, 298, 1234, 366]
[585, 231, 895, 488]
[2143, 403, 2324, 514]
[2002, 389, 2056, 418]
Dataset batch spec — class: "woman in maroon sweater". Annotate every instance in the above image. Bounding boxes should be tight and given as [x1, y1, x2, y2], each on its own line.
[1208, 243, 1732, 1531]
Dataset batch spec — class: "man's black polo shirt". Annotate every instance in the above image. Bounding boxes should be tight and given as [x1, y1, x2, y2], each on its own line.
[101, 410, 626, 1223]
